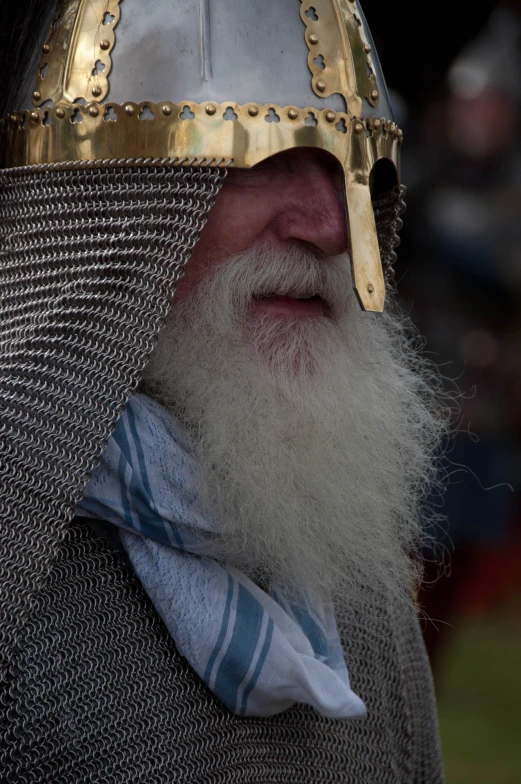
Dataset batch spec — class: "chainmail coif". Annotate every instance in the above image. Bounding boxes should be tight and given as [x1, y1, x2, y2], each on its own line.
[0, 164, 226, 679]
[0, 163, 442, 782]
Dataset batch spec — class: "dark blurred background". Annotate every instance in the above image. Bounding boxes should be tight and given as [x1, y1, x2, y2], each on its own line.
[364, 2, 521, 781]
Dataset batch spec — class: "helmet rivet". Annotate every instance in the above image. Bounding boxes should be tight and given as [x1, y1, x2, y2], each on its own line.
[30, 111, 39, 123]
[42, 44, 51, 55]
[9, 113, 17, 124]
[288, 108, 298, 120]
[373, 118, 381, 131]
[55, 108, 65, 119]
[205, 104, 217, 116]
[248, 106, 259, 117]
[32, 90, 41, 102]
[367, 283, 375, 293]
[92, 86, 102, 97]
[89, 106, 99, 117]
[316, 79, 326, 93]
[325, 111, 336, 123]
[364, 44, 371, 53]
[354, 122, 364, 134]
[397, 129, 404, 143]
[100, 39, 110, 50]
[309, 34, 319, 45]
[389, 124, 397, 137]
[161, 105, 172, 116]
[125, 104, 135, 116]
[371, 89, 379, 102]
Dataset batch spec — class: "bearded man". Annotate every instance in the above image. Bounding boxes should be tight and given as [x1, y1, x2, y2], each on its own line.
[0, 1, 446, 782]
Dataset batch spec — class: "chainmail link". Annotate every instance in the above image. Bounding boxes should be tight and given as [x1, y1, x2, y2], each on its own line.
[0, 520, 445, 783]
[0, 164, 226, 681]
[374, 185, 407, 288]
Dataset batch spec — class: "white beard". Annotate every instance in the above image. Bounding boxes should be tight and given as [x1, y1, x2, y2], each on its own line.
[141, 245, 447, 616]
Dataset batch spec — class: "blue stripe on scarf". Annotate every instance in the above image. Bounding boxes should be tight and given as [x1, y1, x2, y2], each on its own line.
[272, 589, 329, 661]
[114, 412, 180, 547]
[240, 617, 275, 715]
[114, 419, 137, 529]
[214, 583, 264, 713]
[288, 601, 329, 661]
[127, 404, 186, 549]
[204, 573, 235, 686]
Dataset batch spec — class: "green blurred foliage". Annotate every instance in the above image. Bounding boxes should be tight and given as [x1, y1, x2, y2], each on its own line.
[437, 614, 521, 784]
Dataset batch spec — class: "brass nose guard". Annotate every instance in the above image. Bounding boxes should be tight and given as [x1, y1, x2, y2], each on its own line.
[345, 174, 385, 312]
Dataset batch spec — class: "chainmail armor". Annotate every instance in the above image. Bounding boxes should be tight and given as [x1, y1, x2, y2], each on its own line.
[374, 184, 407, 288]
[0, 164, 442, 782]
[0, 520, 444, 783]
[0, 164, 225, 680]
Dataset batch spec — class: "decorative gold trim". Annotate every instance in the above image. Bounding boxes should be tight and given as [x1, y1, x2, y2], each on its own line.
[5, 101, 400, 171]
[3, 101, 401, 312]
[300, 0, 379, 114]
[32, 0, 122, 107]
[338, 0, 380, 108]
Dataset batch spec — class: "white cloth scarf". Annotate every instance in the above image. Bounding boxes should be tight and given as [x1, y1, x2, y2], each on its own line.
[77, 393, 366, 719]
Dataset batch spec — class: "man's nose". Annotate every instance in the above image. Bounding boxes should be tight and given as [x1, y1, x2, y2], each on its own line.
[271, 157, 349, 258]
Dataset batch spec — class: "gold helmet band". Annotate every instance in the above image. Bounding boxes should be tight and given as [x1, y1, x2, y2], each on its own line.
[2, 0, 403, 312]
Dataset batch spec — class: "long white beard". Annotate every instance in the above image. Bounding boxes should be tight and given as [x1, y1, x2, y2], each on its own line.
[141, 245, 447, 616]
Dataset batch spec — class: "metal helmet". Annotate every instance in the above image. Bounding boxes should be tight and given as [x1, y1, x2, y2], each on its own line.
[0, 0, 405, 672]
[3, 0, 404, 311]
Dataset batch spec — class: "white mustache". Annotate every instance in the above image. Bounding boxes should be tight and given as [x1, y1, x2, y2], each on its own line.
[203, 244, 352, 320]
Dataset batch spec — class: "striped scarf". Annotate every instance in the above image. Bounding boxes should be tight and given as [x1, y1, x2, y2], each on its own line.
[77, 394, 366, 719]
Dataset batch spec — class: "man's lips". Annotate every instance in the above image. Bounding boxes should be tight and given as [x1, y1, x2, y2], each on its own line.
[251, 294, 326, 318]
